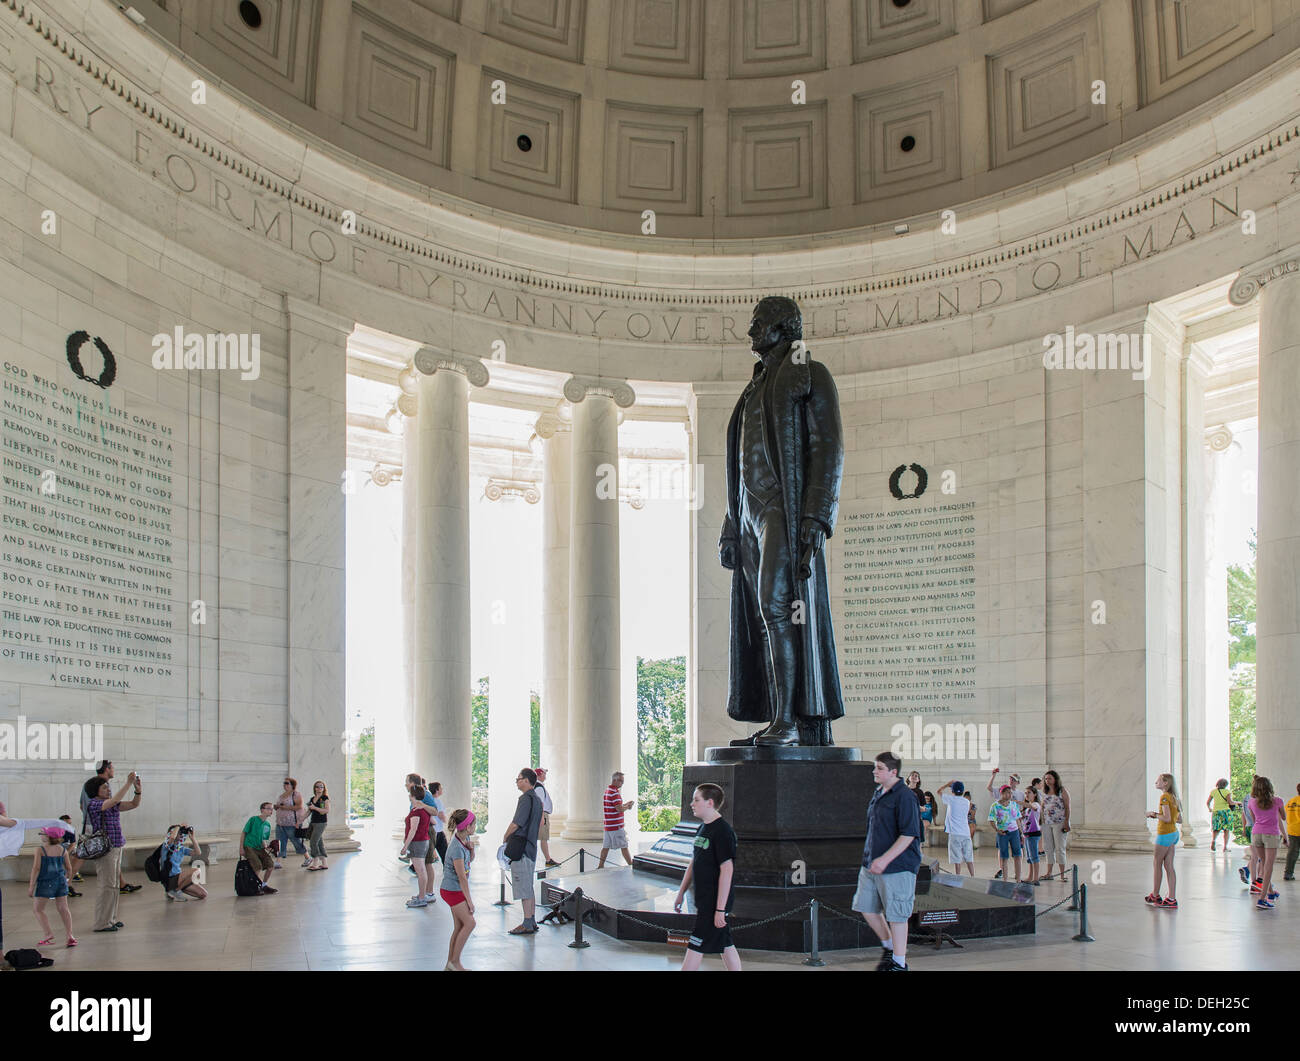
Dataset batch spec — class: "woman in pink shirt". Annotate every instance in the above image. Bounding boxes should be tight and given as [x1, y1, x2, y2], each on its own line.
[1247, 776, 1289, 910]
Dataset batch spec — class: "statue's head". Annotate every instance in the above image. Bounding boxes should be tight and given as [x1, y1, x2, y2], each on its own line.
[749, 296, 802, 357]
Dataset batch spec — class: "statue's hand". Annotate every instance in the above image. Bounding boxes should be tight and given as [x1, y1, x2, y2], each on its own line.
[719, 541, 738, 570]
[799, 517, 826, 554]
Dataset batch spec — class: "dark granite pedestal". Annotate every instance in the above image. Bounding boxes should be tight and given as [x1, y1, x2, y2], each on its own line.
[554, 746, 1036, 952]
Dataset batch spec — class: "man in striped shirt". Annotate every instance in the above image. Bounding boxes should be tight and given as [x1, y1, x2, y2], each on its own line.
[597, 772, 635, 868]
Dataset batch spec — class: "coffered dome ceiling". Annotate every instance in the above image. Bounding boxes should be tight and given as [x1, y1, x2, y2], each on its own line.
[138, 0, 1293, 240]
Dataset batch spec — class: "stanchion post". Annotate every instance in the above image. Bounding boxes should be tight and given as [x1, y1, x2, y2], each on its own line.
[1067, 864, 1079, 911]
[493, 873, 511, 907]
[579, 848, 585, 873]
[1072, 883, 1095, 942]
[803, 899, 825, 967]
[569, 888, 590, 949]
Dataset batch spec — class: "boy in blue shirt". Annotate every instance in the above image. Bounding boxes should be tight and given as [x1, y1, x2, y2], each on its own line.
[852, 751, 921, 971]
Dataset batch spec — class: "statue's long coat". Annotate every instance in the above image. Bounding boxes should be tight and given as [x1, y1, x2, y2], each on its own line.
[719, 350, 845, 734]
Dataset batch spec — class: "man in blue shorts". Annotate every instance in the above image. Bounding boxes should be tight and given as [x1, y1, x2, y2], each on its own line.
[852, 751, 921, 971]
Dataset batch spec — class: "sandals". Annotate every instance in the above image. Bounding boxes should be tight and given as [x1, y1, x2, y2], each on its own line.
[37, 937, 54, 946]
[66, 937, 78, 947]
[508, 924, 538, 935]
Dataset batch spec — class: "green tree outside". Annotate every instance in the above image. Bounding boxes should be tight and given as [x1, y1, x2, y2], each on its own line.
[348, 724, 375, 818]
[637, 655, 686, 832]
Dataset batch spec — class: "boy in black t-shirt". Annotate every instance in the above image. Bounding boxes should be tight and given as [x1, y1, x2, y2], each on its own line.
[673, 783, 741, 971]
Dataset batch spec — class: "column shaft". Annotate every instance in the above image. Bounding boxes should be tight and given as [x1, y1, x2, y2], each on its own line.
[563, 394, 622, 839]
[540, 426, 572, 828]
[413, 367, 472, 805]
[1255, 272, 1300, 785]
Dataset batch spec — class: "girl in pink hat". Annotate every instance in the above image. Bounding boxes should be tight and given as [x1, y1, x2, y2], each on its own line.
[30, 826, 76, 947]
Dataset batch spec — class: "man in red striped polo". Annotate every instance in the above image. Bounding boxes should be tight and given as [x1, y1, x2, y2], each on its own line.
[597, 772, 635, 869]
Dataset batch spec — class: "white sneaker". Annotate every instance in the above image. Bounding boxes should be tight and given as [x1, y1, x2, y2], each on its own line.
[273, 861, 283, 870]
[301, 859, 312, 868]
[425, 892, 436, 901]
[166, 891, 188, 902]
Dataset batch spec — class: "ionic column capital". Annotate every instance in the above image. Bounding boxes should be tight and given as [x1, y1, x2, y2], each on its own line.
[563, 375, 636, 408]
[1205, 425, 1234, 453]
[1228, 250, 1300, 306]
[413, 347, 492, 389]
[534, 408, 574, 439]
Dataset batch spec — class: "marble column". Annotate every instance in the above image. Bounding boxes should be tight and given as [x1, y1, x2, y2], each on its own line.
[284, 297, 357, 852]
[375, 373, 420, 831]
[537, 408, 573, 829]
[1230, 254, 1300, 786]
[1203, 425, 1233, 801]
[411, 348, 490, 809]
[562, 376, 636, 840]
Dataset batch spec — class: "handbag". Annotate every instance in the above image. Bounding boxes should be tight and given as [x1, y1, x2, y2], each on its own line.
[295, 814, 313, 840]
[504, 790, 542, 862]
[75, 811, 110, 862]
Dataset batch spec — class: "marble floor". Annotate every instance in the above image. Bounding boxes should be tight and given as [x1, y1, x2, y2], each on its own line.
[2, 825, 1295, 971]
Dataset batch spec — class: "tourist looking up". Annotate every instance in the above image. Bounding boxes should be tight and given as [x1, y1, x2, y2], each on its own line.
[401, 785, 433, 908]
[274, 778, 307, 869]
[29, 826, 76, 948]
[597, 771, 635, 869]
[674, 784, 740, 971]
[1206, 779, 1237, 854]
[241, 802, 278, 893]
[988, 786, 1023, 883]
[85, 771, 142, 932]
[1040, 770, 1071, 882]
[503, 767, 544, 935]
[938, 781, 975, 877]
[853, 752, 921, 972]
[1246, 776, 1286, 909]
[1284, 784, 1300, 881]
[80, 761, 141, 894]
[534, 767, 560, 867]
[1145, 773, 1181, 909]
[305, 781, 330, 871]
[441, 809, 476, 971]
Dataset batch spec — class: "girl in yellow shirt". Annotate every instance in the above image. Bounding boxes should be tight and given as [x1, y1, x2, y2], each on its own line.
[1145, 773, 1181, 909]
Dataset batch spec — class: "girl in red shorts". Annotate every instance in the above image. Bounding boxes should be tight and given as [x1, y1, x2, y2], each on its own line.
[440, 809, 476, 971]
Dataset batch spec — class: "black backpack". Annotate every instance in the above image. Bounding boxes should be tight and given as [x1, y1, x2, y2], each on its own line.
[235, 858, 265, 897]
[143, 844, 167, 884]
[5, 949, 54, 970]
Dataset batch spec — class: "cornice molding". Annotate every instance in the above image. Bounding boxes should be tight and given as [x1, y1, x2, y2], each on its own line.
[8, 0, 1300, 313]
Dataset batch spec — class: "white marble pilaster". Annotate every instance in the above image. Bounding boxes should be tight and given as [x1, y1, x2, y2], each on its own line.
[1179, 344, 1213, 839]
[537, 409, 573, 829]
[285, 296, 357, 852]
[411, 348, 490, 809]
[563, 376, 635, 839]
[1230, 253, 1300, 786]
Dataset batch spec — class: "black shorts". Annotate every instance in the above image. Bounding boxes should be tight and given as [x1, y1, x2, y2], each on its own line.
[688, 912, 734, 954]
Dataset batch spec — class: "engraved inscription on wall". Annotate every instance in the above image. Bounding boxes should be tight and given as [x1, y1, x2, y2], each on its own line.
[1, 357, 185, 696]
[838, 500, 980, 716]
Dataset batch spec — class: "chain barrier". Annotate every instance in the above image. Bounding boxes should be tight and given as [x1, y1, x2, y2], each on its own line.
[557, 898, 816, 939]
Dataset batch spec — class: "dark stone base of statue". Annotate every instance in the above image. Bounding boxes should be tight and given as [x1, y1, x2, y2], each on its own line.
[549, 753, 1037, 952]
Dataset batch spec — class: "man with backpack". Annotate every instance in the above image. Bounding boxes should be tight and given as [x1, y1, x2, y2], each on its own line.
[147, 825, 207, 901]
